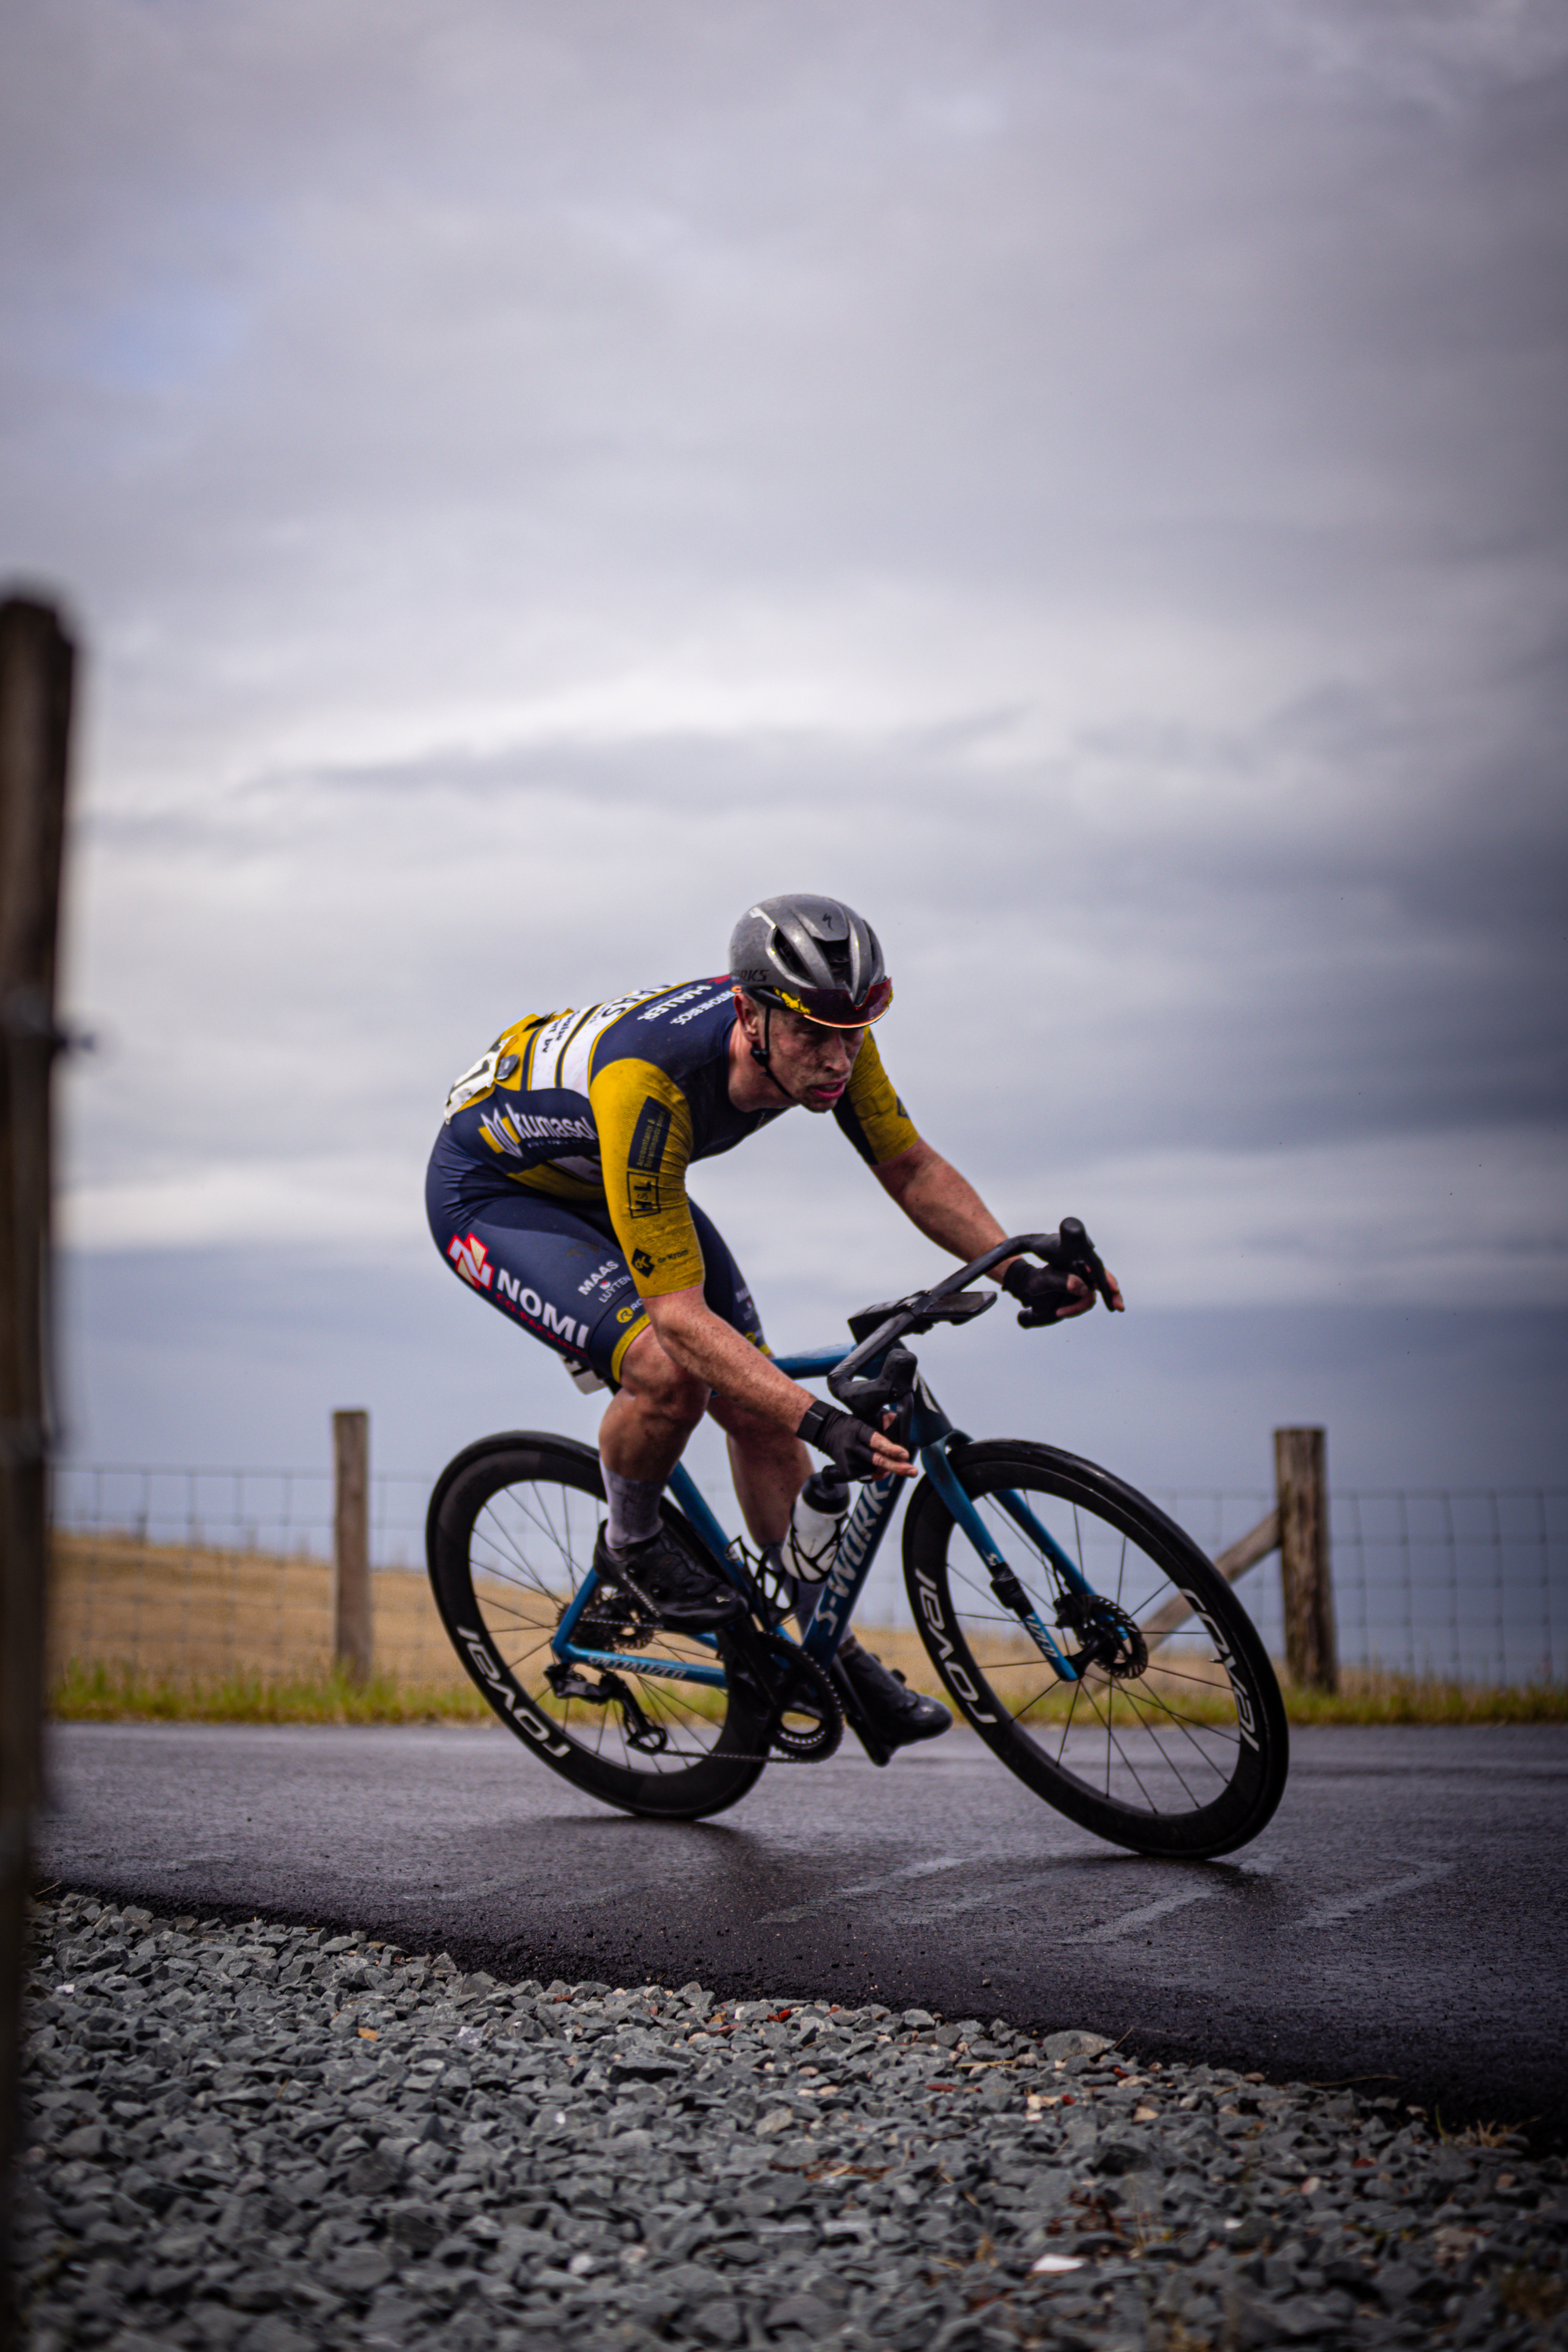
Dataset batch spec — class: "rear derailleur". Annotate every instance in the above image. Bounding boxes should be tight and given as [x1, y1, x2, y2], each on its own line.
[543, 1661, 669, 1753]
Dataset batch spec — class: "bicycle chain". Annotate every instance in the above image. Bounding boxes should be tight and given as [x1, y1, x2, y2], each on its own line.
[543, 1636, 855, 1766]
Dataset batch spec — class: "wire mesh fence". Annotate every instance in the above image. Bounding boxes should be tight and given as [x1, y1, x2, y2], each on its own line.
[46, 1462, 1567, 1691]
[48, 1466, 442, 1689]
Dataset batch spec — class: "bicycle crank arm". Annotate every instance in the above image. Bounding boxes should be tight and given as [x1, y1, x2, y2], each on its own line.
[827, 1657, 894, 1769]
[717, 1619, 844, 1762]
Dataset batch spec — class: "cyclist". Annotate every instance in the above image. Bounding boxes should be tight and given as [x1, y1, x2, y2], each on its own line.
[426, 894, 1123, 1749]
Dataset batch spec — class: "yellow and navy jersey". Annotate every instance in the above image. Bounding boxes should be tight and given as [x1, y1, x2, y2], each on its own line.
[440, 977, 920, 1299]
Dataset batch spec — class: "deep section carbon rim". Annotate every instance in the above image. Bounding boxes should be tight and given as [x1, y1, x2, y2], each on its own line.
[426, 1432, 767, 1820]
[904, 1441, 1288, 1857]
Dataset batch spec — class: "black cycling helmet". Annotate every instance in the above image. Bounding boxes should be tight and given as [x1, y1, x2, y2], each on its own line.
[728, 895, 892, 1028]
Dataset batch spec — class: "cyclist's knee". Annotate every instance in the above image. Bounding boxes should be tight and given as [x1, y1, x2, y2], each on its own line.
[618, 1330, 709, 1432]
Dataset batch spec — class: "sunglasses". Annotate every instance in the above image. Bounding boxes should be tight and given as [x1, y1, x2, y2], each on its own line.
[773, 977, 894, 1028]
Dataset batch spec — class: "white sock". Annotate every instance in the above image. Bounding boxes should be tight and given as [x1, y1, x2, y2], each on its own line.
[604, 1469, 663, 1555]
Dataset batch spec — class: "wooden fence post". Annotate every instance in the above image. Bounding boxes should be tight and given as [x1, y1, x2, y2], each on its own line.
[332, 1410, 371, 1685]
[0, 594, 74, 2347]
[1275, 1426, 1337, 1692]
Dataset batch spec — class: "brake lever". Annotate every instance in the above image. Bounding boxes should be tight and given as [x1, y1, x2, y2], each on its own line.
[831, 1342, 920, 1428]
[1018, 1217, 1116, 1323]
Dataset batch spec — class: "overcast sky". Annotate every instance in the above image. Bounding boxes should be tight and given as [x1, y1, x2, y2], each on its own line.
[5, 0, 1566, 1485]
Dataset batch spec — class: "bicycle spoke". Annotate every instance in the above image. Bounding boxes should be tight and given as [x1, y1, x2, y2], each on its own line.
[915, 1446, 1284, 1849]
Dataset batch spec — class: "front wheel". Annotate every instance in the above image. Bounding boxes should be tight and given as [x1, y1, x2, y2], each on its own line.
[426, 1432, 769, 1820]
[904, 1441, 1288, 1857]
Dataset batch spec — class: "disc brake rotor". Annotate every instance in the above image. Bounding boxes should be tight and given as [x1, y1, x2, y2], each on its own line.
[1058, 1594, 1149, 1682]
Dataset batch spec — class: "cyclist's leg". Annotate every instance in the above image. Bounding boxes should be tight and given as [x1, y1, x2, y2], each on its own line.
[680, 1193, 951, 1745]
[684, 1201, 811, 1546]
[426, 1132, 653, 1386]
[426, 1140, 738, 1627]
[599, 1329, 708, 1494]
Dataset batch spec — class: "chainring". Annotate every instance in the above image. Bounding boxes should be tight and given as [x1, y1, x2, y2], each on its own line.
[761, 1637, 844, 1761]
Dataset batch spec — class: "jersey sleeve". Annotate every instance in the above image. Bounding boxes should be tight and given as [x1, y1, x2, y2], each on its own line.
[588, 1055, 705, 1298]
[833, 1030, 921, 1168]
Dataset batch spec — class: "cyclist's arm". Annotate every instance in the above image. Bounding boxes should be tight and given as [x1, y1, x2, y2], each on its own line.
[641, 1290, 914, 1475]
[873, 1139, 1123, 1317]
[590, 1053, 912, 1465]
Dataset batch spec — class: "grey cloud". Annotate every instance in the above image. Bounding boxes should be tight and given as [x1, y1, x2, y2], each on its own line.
[60, 699, 1566, 1185]
[3, 0, 1562, 1323]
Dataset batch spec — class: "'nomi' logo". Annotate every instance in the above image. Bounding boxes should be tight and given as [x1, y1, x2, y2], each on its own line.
[448, 1232, 493, 1290]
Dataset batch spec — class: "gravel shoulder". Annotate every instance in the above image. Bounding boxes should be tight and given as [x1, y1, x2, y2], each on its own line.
[16, 1891, 1568, 2352]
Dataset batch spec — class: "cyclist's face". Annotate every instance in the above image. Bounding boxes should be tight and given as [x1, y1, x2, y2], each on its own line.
[766, 1006, 864, 1111]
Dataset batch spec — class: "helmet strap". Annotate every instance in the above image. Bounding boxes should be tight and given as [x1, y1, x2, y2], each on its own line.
[747, 1000, 804, 1107]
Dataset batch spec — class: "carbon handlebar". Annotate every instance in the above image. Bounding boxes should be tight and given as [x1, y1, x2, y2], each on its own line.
[826, 1221, 1112, 1405]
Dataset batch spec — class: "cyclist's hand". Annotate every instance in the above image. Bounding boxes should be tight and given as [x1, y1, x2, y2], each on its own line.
[1056, 1266, 1125, 1317]
[1004, 1260, 1125, 1325]
[798, 1399, 916, 1480]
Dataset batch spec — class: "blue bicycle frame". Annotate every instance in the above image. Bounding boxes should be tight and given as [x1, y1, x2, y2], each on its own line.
[550, 1338, 1098, 1695]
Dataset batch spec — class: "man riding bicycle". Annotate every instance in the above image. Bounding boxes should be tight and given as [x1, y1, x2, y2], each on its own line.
[426, 893, 1123, 1751]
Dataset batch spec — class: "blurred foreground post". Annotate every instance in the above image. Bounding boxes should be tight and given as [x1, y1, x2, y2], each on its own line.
[332, 1410, 371, 1684]
[1276, 1426, 1338, 1692]
[0, 596, 74, 2347]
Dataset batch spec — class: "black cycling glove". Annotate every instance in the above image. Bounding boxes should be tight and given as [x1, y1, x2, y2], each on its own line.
[797, 1399, 884, 1480]
[1002, 1260, 1083, 1328]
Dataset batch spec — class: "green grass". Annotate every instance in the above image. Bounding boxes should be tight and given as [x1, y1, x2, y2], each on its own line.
[49, 1658, 495, 1725]
[47, 1654, 1568, 1726]
[1276, 1671, 1568, 1726]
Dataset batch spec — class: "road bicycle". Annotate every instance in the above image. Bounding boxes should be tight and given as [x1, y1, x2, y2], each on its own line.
[426, 1226, 1289, 1860]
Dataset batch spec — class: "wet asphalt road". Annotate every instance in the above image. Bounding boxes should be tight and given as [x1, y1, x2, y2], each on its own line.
[36, 1721, 1568, 2142]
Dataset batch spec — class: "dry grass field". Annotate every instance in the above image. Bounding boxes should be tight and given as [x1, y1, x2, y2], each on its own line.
[45, 1527, 949, 1722]
[49, 1530, 463, 1690]
[46, 1530, 1564, 1725]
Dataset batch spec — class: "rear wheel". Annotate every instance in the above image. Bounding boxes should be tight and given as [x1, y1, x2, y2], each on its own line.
[426, 1432, 768, 1820]
[904, 1441, 1287, 1857]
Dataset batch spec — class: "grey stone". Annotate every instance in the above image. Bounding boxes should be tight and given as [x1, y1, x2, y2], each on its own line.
[768, 2289, 844, 2332]
[361, 2294, 426, 2347]
[245, 2318, 310, 2352]
[226, 2270, 294, 2311]
[345, 2144, 405, 2195]
[388, 2201, 445, 2253]
[328, 2244, 395, 2292]
[689, 2297, 744, 2344]
[187, 2303, 249, 2345]
[1042, 2031, 1112, 2062]
[608, 2056, 684, 2085]
[20, 1896, 1568, 2352]
[1374, 2258, 1438, 2307]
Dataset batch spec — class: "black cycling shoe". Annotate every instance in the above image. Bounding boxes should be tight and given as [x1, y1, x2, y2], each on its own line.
[837, 1635, 953, 1748]
[590, 1525, 746, 1635]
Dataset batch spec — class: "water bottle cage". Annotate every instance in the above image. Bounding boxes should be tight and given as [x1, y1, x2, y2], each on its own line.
[749, 1541, 798, 1627]
[782, 1527, 839, 1584]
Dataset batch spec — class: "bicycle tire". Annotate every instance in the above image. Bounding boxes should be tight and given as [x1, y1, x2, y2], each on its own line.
[903, 1440, 1288, 1857]
[426, 1431, 769, 1820]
